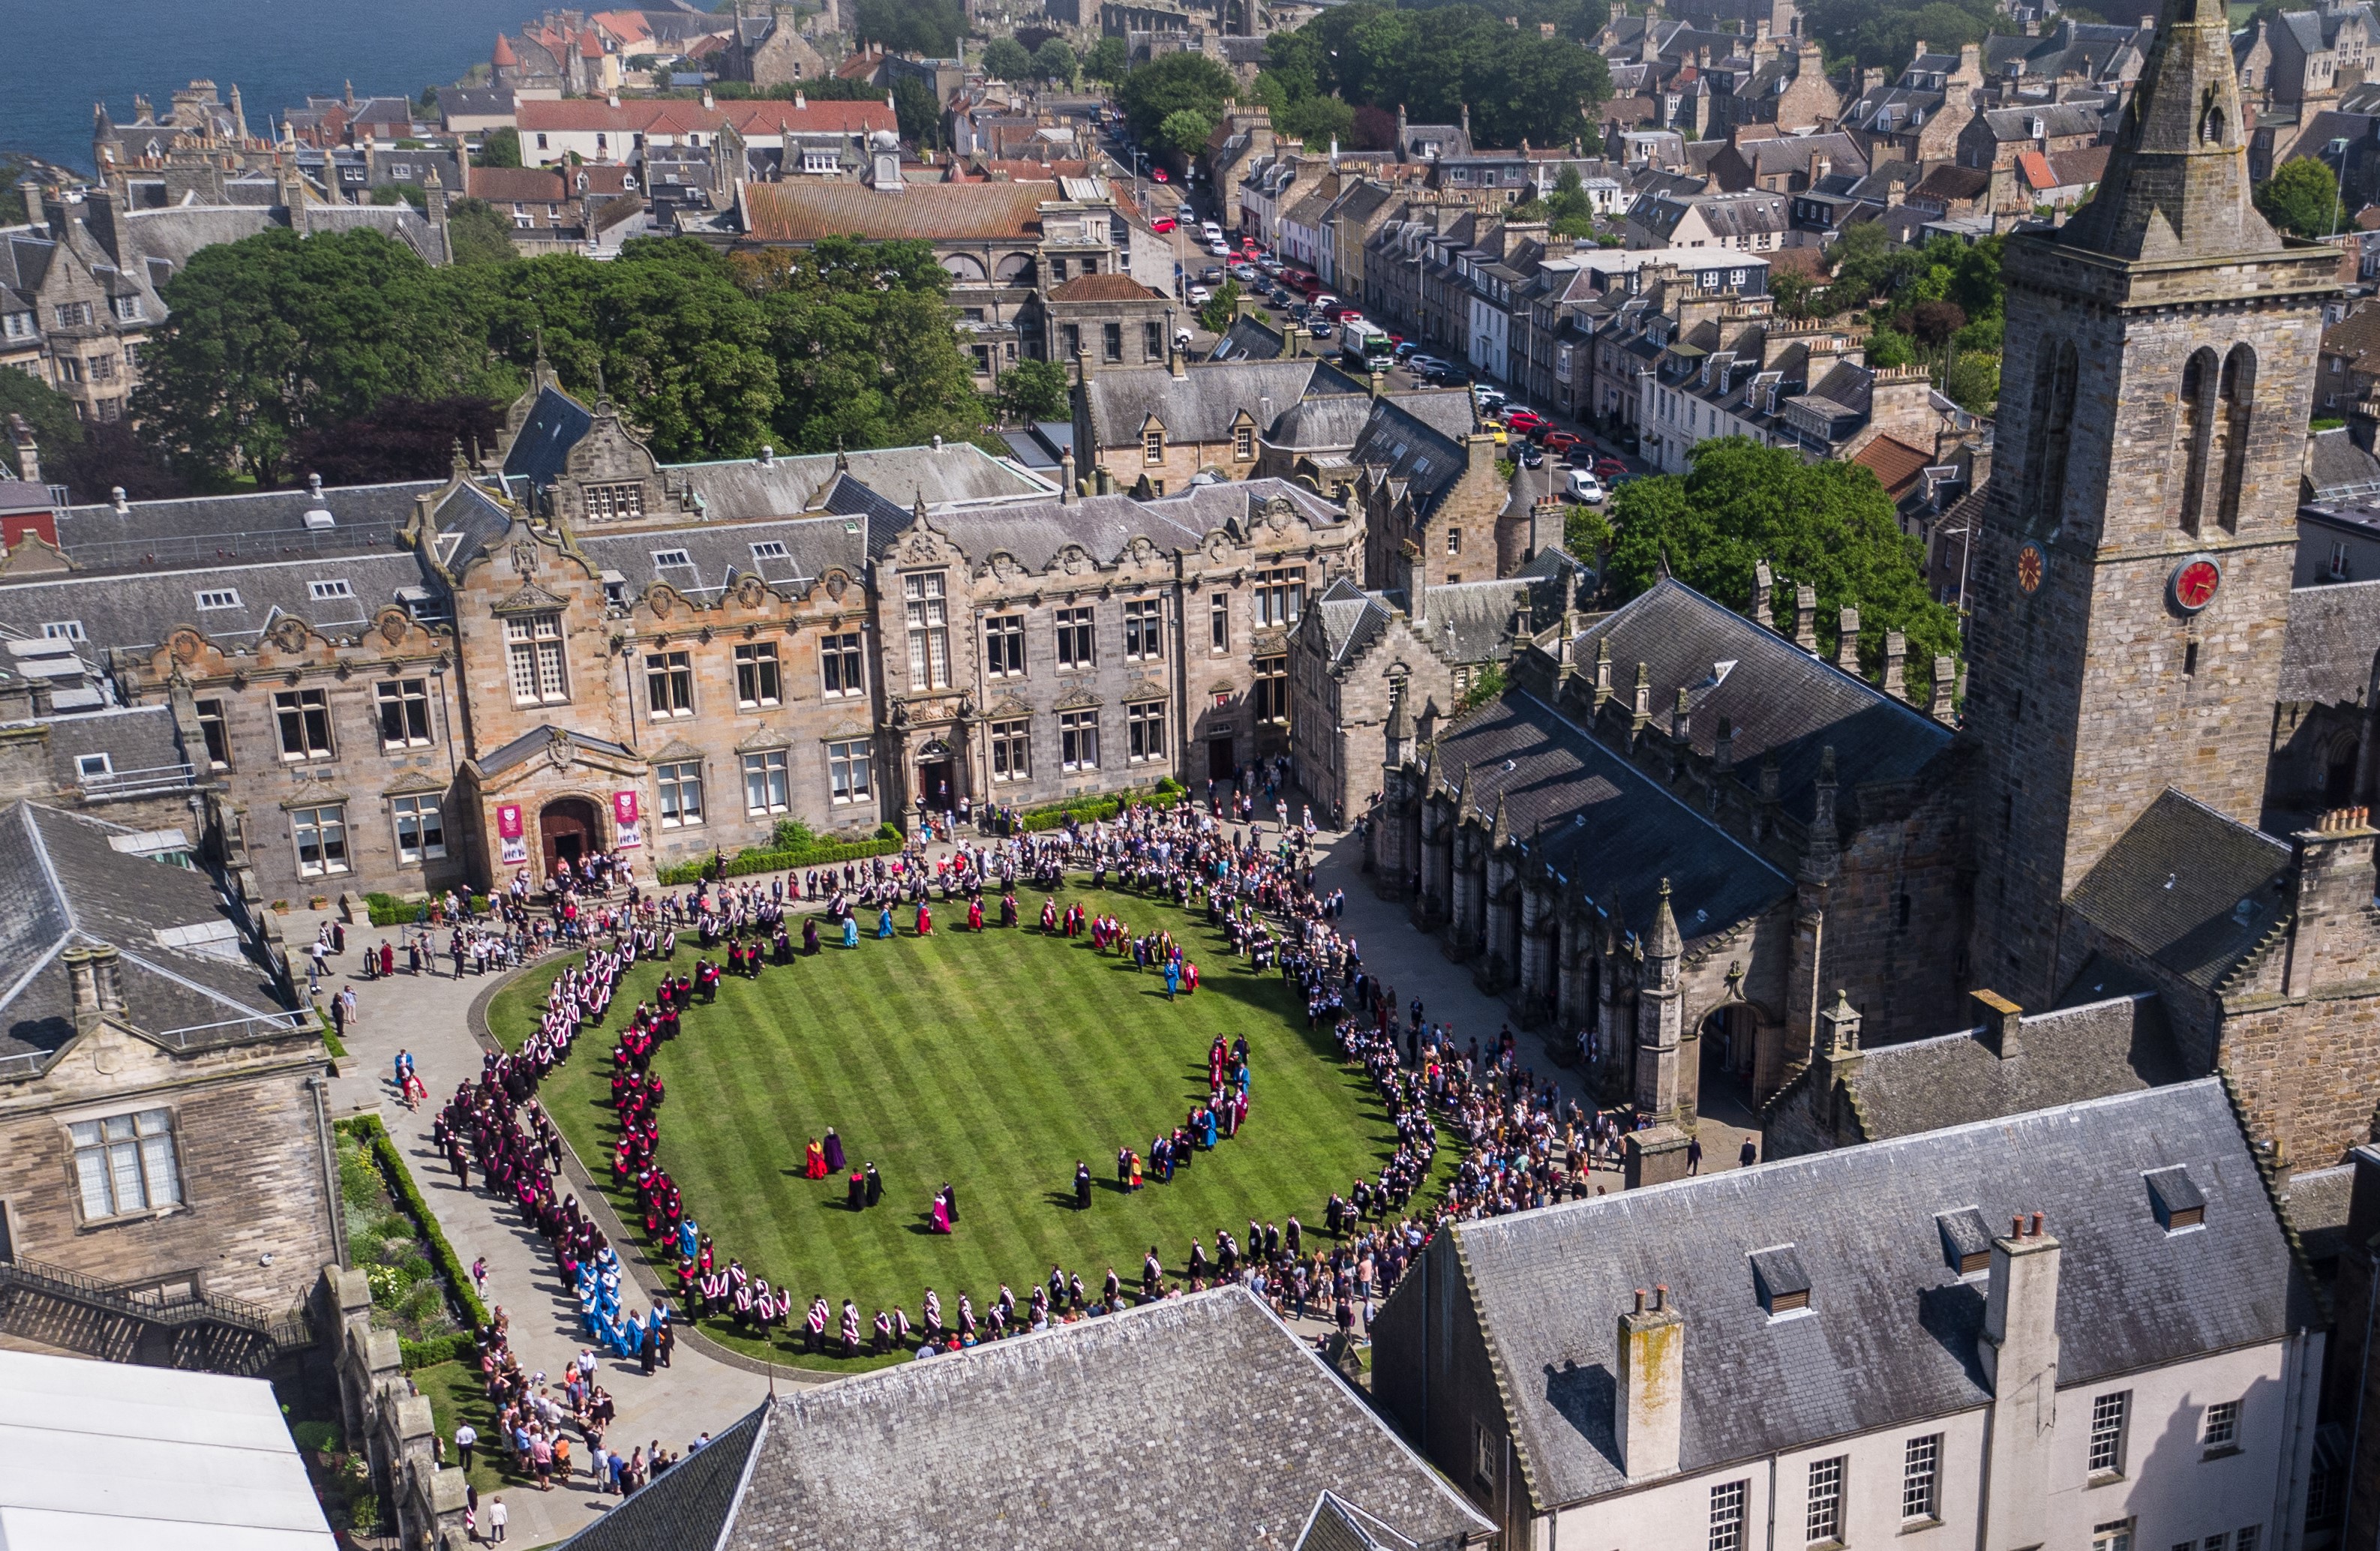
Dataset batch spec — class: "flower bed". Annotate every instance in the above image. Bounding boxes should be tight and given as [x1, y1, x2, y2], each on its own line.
[335, 1115, 487, 1349]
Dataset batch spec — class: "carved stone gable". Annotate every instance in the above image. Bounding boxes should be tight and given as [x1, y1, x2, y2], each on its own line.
[492, 580, 570, 616]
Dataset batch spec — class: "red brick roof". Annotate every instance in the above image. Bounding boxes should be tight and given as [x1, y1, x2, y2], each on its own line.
[1853, 434, 1931, 499]
[2015, 148, 2054, 191]
[742, 180, 1052, 242]
[516, 98, 891, 136]
[493, 32, 518, 66]
[470, 166, 568, 202]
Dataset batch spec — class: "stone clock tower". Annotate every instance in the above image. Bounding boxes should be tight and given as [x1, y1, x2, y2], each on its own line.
[1964, 0, 2339, 1005]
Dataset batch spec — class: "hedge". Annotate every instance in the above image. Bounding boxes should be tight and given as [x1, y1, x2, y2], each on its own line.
[337, 1114, 489, 1339]
[655, 835, 902, 886]
[364, 892, 492, 928]
[399, 1332, 476, 1369]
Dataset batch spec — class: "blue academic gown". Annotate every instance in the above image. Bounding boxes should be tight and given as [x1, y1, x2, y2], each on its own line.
[877, 907, 894, 939]
[842, 916, 860, 948]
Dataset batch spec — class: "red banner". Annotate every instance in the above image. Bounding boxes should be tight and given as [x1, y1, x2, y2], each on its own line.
[614, 789, 642, 850]
[497, 803, 524, 840]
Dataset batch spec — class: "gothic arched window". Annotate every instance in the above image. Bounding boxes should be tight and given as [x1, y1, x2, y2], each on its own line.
[2178, 346, 2219, 536]
[2025, 338, 2078, 535]
[2215, 345, 2255, 534]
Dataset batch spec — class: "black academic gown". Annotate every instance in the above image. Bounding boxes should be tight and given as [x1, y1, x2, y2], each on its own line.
[864, 1166, 882, 1207]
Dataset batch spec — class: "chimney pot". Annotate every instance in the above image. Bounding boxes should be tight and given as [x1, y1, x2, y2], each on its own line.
[1634, 1288, 1646, 1312]
[2030, 1211, 2043, 1237]
[2012, 1214, 2024, 1238]
[1653, 1284, 1667, 1310]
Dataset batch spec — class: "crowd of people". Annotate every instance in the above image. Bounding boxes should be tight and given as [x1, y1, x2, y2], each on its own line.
[423, 765, 1652, 1385]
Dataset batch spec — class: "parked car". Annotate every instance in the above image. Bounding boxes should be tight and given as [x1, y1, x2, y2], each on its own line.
[1592, 457, 1628, 479]
[1199, 265, 1224, 283]
[1269, 288, 1295, 308]
[1207, 240, 1232, 256]
[1427, 364, 1470, 386]
[1407, 353, 1448, 376]
[1542, 430, 1583, 456]
[1473, 386, 1508, 411]
[1504, 408, 1549, 436]
[1230, 263, 1259, 280]
[1187, 284, 1213, 304]
[1151, 216, 1177, 234]
[1567, 469, 1607, 503]
[1151, 167, 1169, 182]
[1392, 340, 1421, 362]
[1309, 320, 1334, 338]
[1516, 442, 1545, 467]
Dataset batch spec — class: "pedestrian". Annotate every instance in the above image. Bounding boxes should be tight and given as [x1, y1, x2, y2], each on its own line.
[470, 1256, 488, 1300]
[487, 1496, 508, 1544]
[1739, 1136, 1757, 1168]
[455, 1420, 476, 1472]
[1686, 1136, 1703, 1175]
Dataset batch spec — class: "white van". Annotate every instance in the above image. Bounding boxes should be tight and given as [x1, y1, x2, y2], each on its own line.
[1567, 468, 1607, 504]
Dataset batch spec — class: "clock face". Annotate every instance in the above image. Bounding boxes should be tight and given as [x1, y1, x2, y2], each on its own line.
[2171, 556, 2222, 613]
[2016, 542, 2044, 595]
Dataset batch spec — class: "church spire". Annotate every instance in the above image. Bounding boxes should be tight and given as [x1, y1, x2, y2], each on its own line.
[2061, 0, 2280, 260]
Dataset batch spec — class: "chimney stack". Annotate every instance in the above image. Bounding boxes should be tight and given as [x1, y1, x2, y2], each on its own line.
[89, 943, 127, 1016]
[1979, 1212, 2061, 1551]
[1750, 560, 1773, 628]
[1971, 988, 2021, 1060]
[1616, 1285, 1685, 1480]
[8, 414, 38, 487]
[1930, 655, 1958, 723]
[64, 945, 99, 1028]
[1059, 449, 1076, 503]
[1712, 713, 1734, 775]
[1882, 629, 1907, 700]
[1834, 605, 1859, 674]
[1792, 584, 1817, 652]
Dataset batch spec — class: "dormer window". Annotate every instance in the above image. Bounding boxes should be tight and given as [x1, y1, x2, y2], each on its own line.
[1935, 1207, 1994, 1276]
[308, 578, 353, 601]
[1749, 1244, 1811, 1316]
[2144, 1166, 2205, 1232]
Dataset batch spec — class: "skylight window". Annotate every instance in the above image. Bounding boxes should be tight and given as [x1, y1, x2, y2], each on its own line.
[308, 579, 354, 601]
[197, 589, 242, 610]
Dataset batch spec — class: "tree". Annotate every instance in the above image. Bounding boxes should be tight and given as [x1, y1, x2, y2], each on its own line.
[474, 127, 522, 168]
[1943, 350, 2000, 415]
[853, 0, 968, 55]
[445, 198, 519, 267]
[2258, 156, 2341, 238]
[0, 371, 83, 480]
[1032, 38, 1079, 85]
[285, 395, 508, 485]
[1157, 107, 1219, 158]
[1603, 438, 1961, 691]
[0, 155, 38, 225]
[996, 358, 1070, 423]
[371, 184, 429, 212]
[1799, 0, 1997, 69]
[131, 226, 507, 484]
[982, 36, 1034, 81]
[1198, 278, 1241, 334]
[1277, 3, 1610, 148]
[1085, 36, 1130, 82]
[54, 423, 188, 503]
[737, 236, 986, 453]
[1119, 52, 1236, 146]
[891, 76, 944, 149]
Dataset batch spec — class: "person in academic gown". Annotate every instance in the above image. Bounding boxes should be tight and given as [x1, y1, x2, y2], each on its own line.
[848, 1168, 866, 1211]
[823, 1128, 846, 1172]
[863, 1162, 883, 1207]
[1074, 1160, 1093, 1210]
[842, 915, 860, 949]
[804, 1138, 827, 1180]
[930, 1193, 953, 1233]
[940, 1181, 959, 1224]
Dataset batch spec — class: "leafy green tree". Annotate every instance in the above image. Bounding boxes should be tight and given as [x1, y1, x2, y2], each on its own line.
[740, 236, 986, 452]
[0, 155, 39, 225]
[982, 36, 1034, 81]
[2258, 156, 2341, 237]
[371, 184, 429, 211]
[1944, 350, 2000, 414]
[1863, 326, 1916, 368]
[1085, 36, 1131, 82]
[891, 76, 944, 149]
[1157, 107, 1219, 158]
[1198, 278, 1241, 334]
[445, 197, 519, 267]
[1564, 502, 1612, 564]
[474, 127, 521, 169]
[1799, 0, 1996, 69]
[997, 358, 1070, 423]
[854, 0, 968, 55]
[131, 226, 506, 484]
[1603, 438, 1961, 689]
[1033, 38, 1079, 83]
[0, 371, 83, 479]
[1268, 3, 1607, 151]
[1119, 52, 1236, 146]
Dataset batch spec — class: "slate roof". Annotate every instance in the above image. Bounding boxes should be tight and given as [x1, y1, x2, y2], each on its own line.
[2281, 577, 2380, 701]
[1347, 396, 1475, 514]
[1432, 1078, 2311, 1510]
[577, 512, 863, 598]
[1418, 579, 1531, 664]
[1425, 689, 1793, 941]
[676, 442, 1052, 516]
[50, 479, 449, 573]
[553, 1405, 764, 1551]
[0, 550, 440, 658]
[1977, 101, 2105, 142]
[1568, 580, 1952, 823]
[1080, 359, 1361, 448]
[502, 386, 596, 487]
[884, 477, 1344, 571]
[2063, 789, 2295, 991]
[1844, 992, 2186, 1141]
[0, 801, 300, 1066]
[1209, 315, 1286, 362]
[557, 1287, 1489, 1551]
[741, 180, 1053, 242]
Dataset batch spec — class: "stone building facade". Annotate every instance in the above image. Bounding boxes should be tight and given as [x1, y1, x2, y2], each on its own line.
[0, 372, 1368, 900]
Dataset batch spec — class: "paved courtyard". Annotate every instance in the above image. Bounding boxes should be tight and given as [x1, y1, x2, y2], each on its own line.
[302, 807, 1759, 1546]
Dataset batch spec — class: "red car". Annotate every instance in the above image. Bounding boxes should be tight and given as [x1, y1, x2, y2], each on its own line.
[1542, 430, 1583, 456]
[1593, 457, 1628, 479]
[1152, 168, 1169, 182]
[1504, 409, 1549, 436]
[1151, 216, 1177, 233]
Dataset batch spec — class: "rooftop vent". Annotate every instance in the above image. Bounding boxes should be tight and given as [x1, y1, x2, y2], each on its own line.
[1936, 1206, 1994, 1276]
[2144, 1166, 2205, 1232]
[1748, 1244, 1811, 1316]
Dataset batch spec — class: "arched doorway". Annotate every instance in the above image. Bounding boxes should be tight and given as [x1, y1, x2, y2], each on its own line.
[916, 738, 956, 817]
[539, 796, 603, 877]
[1698, 1002, 1761, 1132]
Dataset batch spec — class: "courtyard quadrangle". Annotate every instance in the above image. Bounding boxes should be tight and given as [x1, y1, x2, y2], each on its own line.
[487, 885, 1436, 1370]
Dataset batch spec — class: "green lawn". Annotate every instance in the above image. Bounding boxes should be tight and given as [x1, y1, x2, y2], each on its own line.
[488, 885, 1423, 1370]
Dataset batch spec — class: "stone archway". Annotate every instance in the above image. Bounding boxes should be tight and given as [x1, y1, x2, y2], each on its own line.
[539, 796, 604, 878]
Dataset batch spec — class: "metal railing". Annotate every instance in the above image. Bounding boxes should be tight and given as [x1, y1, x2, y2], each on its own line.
[80, 761, 196, 799]
[149, 1010, 317, 1051]
[0, 1252, 313, 1362]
